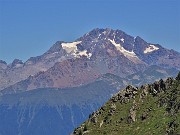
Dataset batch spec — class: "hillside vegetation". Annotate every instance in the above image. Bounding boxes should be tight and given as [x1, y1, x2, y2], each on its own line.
[73, 72, 180, 135]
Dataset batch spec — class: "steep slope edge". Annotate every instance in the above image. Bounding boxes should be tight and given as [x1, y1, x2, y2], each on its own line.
[73, 72, 180, 135]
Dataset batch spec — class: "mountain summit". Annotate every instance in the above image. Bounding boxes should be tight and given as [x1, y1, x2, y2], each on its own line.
[0, 28, 180, 92]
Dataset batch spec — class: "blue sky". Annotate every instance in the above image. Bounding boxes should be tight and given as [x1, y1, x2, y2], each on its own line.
[0, 0, 180, 63]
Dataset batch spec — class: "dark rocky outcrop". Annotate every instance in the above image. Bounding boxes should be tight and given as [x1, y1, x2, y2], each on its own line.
[11, 59, 23, 67]
[0, 60, 7, 70]
[0, 60, 7, 65]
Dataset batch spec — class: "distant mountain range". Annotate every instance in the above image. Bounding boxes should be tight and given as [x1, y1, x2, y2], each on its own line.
[0, 28, 179, 135]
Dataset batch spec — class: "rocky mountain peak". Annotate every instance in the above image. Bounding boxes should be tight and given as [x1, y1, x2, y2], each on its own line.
[45, 41, 64, 54]
[10, 59, 23, 68]
[71, 28, 138, 61]
[79, 28, 131, 42]
[0, 28, 180, 92]
[0, 60, 7, 65]
[0, 60, 7, 70]
[38, 28, 177, 67]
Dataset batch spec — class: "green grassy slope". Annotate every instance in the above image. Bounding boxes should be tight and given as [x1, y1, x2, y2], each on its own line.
[73, 72, 180, 135]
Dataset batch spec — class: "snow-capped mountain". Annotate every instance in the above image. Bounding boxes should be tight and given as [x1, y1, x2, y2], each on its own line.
[0, 28, 180, 135]
[0, 28, 180, 92]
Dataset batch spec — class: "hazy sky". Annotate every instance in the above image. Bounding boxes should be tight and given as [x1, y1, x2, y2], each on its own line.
[0, 0, 180, 63]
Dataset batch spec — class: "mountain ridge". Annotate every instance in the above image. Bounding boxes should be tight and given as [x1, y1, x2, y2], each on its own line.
[1, 28, 179, 92]
[0, 75, 123, 135]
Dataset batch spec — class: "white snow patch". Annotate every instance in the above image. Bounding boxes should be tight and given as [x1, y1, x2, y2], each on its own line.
[98, 34, 101, 38]
[85, 32, 89, 36]
[102, 31, 107, 35]
[120, 38, 125, 43]
[52, 52, 59, 54]
[78, 50, 92, 59]
[15, 64, 23, 68]
[61, 41, 92, 59]
[113, 35, 115, 39]
[78, 50, 87, 56]
[108, 39, 137, 57]
[88, 53, 92, 58]
[144, 45, 159, 54]
[61, 41, 81, 53]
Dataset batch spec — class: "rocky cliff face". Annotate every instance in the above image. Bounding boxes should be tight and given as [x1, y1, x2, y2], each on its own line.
[73, 72, 180, 135]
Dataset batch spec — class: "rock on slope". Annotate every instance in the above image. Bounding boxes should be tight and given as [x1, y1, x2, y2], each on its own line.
[73, 72, 180, 135]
